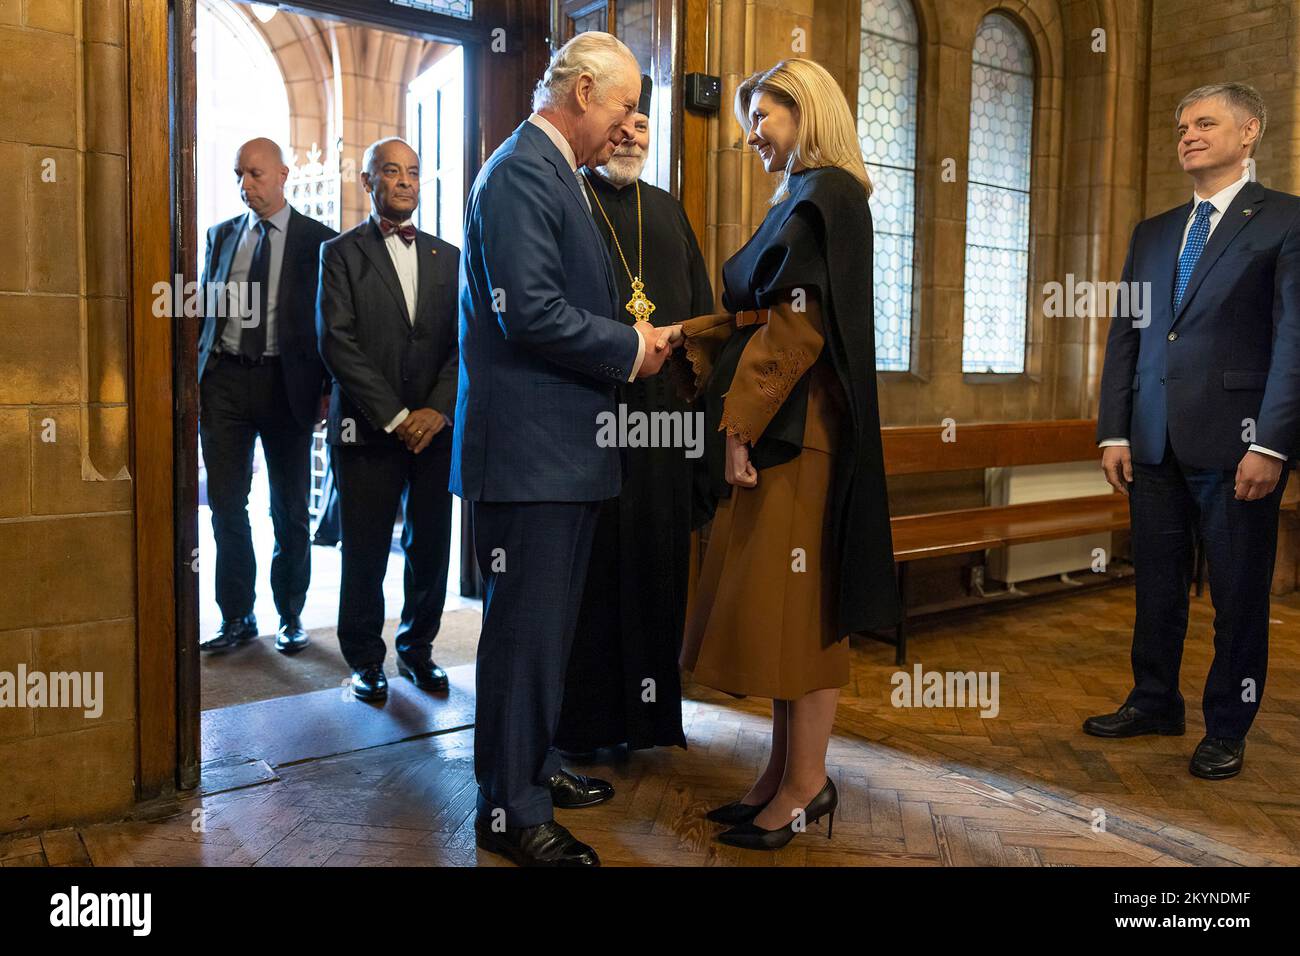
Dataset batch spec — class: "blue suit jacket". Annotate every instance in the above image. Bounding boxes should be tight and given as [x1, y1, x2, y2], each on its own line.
[1097, 179, 1300, 469]
[450, 120, 642, 502]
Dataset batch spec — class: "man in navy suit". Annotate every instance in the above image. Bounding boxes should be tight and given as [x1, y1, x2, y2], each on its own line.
[1089, 83, 1300, 779]
[452, 32, 675, 866]
[198, 138, 337, 655]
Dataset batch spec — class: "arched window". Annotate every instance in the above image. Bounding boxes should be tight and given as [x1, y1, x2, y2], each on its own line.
[961, 12, 1034, 374]
[858, 0, 920, 372]
[195, 0, 292, 248]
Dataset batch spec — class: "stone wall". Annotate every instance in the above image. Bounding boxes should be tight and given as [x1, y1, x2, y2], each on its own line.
[0, 0, 138, 833]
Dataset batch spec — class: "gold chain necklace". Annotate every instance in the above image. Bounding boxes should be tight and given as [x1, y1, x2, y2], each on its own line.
[586, 177, 656, 321]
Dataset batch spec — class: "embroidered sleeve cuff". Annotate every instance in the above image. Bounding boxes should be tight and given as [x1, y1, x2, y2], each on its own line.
[668, 314, 735, 401]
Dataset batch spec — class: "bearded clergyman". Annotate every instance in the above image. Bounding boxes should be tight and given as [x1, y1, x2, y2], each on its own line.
[555, 75, 716, 757]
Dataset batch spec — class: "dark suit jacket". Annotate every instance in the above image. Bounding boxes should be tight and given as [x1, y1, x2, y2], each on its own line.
[316, 217, 460, 447]
[1097, 179, 1300, 469]
[198, 206, 337, 431]
[450, 120, 642, 502]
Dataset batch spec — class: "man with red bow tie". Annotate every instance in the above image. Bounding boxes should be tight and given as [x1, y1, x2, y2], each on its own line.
[317, 137, 461, 701]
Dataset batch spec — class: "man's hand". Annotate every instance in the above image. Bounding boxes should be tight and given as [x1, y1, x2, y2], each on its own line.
[1101, 444, 1133, 496]
[633, 321, 677, 378]
[396, 408, 446, 454]
[1235, 449, 1284, 501]
[725, 431, 758, 488]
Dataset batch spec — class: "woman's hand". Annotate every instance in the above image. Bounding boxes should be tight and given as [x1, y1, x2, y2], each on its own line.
[725, 431, 758, 488]
[656, 324, 683, 350]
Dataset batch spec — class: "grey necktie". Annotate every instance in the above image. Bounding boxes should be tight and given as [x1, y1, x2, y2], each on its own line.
[576, 169, 592, 213]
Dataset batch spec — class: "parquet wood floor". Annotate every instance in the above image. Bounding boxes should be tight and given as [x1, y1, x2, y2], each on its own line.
[5, 585, 1298, 867]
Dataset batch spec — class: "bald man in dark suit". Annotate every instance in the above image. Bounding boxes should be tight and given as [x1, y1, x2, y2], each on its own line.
[317, 138, 460, 702]
[198, 137, 336, 655]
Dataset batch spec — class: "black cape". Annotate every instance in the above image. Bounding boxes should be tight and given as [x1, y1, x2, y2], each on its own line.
[706, 166, 902, 636]
[555, 170, 715, 752]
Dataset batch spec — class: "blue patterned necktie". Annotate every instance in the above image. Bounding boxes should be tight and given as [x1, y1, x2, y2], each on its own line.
[1173, 200, 1215, 311]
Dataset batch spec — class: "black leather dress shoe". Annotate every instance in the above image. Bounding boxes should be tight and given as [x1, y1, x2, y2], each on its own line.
[1082, 704, 1184, 738]
[199, 614, 257, 652]
[274, 615, 309, 654]
[350, 666, 388, 701]
[396, 657, 449, 691]
[548, 768, 614, 809]
[1190, 736, 1245, 780]
[474, 817, 599, 867]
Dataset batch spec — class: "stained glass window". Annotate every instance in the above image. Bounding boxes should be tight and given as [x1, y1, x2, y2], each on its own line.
[858, 0, 919, 372]
[389, 0, 473, 21]
[961, 12, 1034, 374]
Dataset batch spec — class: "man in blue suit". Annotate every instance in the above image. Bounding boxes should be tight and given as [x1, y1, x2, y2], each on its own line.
[451, 33, 675, 866]
[1089, 83, 1300, 780]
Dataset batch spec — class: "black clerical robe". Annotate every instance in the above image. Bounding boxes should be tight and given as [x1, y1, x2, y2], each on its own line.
[554, 170, 715, 752]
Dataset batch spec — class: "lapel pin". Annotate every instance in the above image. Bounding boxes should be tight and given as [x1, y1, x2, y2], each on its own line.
[1244, 209, 1253, 215]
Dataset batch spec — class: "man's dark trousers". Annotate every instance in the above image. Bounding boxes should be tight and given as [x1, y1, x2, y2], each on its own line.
[332, 430, 453, 670]
[470, 499, 601, 828]
[200, 353, 313, 622]
[1127, 432, 1290, 739]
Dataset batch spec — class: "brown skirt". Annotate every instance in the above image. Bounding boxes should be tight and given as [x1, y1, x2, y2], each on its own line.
[680, 363, 846, 699]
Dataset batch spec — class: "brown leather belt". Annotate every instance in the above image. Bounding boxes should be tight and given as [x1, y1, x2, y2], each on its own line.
[734, 308, 771, 328]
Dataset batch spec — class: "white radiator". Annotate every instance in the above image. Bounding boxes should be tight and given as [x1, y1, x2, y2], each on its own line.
[984, 461, 1115, 586]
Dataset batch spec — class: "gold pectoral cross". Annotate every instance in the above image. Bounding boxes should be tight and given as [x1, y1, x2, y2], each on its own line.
[626, 277, 656, 321]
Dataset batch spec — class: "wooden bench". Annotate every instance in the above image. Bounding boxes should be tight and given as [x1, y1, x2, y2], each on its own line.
[878, 419, 1127, 663]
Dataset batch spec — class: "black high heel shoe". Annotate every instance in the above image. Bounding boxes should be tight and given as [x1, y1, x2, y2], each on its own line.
[717, 778, 837, 851]
[705, 797, 771, 826]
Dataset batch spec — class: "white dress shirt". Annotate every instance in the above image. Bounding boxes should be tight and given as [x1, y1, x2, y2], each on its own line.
[1099, 170, 1284, 461]
[527, 112, 645, 381]
[383, 216, 420, 324]
[381, 216, 420, 434]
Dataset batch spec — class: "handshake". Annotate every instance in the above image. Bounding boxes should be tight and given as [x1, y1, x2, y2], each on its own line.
[633, 321, 684, 378]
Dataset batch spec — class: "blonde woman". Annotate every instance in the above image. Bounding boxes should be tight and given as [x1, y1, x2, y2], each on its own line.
[663, 58, 901, 849]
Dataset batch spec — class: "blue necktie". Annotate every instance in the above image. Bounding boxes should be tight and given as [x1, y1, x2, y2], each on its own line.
[1173, 200, 1214, 312]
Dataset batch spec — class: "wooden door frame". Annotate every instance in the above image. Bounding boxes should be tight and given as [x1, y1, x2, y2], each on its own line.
[553, 0, 690, 201]
[560, 0, 614, 36]
[130, 0, 181, 801]
[678, 0, 706, 240]
[128, 0, 545, 800]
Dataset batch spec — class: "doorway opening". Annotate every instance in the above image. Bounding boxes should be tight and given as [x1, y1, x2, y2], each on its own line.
[189, 0, 480, 763]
